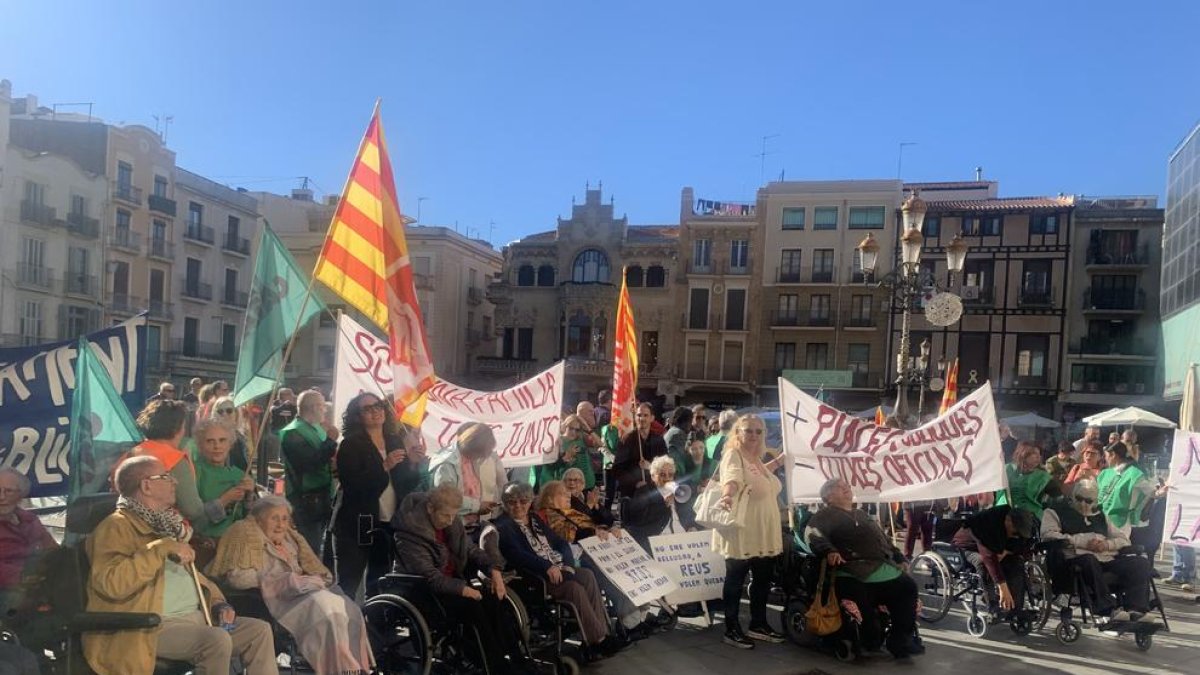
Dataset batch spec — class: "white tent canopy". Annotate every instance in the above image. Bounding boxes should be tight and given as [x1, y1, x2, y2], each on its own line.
[1002, 412, 1061, 428]
[1083, 406, 1177, 429]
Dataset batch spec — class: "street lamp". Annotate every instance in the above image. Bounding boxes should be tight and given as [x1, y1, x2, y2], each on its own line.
[857, 192, 968, 428]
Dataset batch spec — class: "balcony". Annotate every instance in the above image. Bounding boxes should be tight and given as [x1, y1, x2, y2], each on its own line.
[1070, 379, 1150, 395]
[1071, 337, 1156, 357]
[148, 299, 174, 321]
[182, 280, 213, 301]
[844, 315, 877, 328]
[1082, 287, 1146, 313]
[66, 274, 99, 298]
[109, 227, 142, 253]
[415, 273, 435, 290]
[476, 356, 539, 374]
[758, 369, 881, 389]
[769, 310, 837, 328]
[848, 266, 866, 284]
[960, 285, 996, 306]
[1018, 286, 1055, 307]
[467, 286, 484, 305]
[20, 200, 57, 227]
[810, 268, 836, 283]
[109, 293, 143, 315]
[222, 288, 249, 308]
[147, 194, 177, 217]
[169, 339, 235, 362]
[184, 224, 216, 245]
[776, 267, 803, 284]
[66, 211, 100, 238]
[148, 238, 175, 260]
[16, 263, 54, 291]
[113, 183, 143, 206]
[726, 258, 751, 275]
[1085, 244, 1149, 269]
[690, 261, 714, 275]
[222, 233, 251, 256]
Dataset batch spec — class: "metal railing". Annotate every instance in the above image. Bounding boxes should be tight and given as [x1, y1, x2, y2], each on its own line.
[184, 224, 215, 245]
[113, 183, 143, 205]
[1073, 337, 1155, 356]
[17, 263, 54, 290]
[690, 261, 714, 274]
[1086, 244, 1150, 266]
[66, 274, 98, 297]
[769, 310, 837, 327]
[66, 211, 100, 238]
[1083, 287, 1146, 311]
[148, 299, 174, 320]
[844, 315, 876, 328]
[109, 227, 142, 252]
[776, 266, 803, 283]
[109, 293, 143, 315]
[961, 285, 996, 306]
[20, 200, 57, 226]
[1017, 286, 1055, 307]
[181, 280, 213, 301]
[467, 286, 484, 304]
[148, 238, 175, 260]
[222, 289, 249, 308]
[147, 194, 177, 216]
[222, 233, 250, 255]
[168, 339, 235, 361]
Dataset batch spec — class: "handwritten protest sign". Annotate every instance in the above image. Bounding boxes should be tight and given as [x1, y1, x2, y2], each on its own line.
[0, 318, 146, 497]
[780, 377, 1006, 502]
[1164, 430, 1200, 549]
[649, 531, 725, 605]
[334, 313, 563, 468]
[578, 535, 677, 605]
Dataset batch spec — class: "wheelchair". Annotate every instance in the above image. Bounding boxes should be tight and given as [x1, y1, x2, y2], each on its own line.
[910, 540, 1051, 638]
[1039, 540, 1166, 652]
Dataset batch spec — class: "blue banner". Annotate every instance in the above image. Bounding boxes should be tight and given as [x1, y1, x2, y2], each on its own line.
[0, 318, 146, 497]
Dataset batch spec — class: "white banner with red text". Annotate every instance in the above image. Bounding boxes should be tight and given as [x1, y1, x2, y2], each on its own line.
[334, 313, 564, 468]
[1164, 430, 1200, 549]
[579, 535, 677, 605]
[649, 530, 726, 605]
[779, 378, 1006, 503]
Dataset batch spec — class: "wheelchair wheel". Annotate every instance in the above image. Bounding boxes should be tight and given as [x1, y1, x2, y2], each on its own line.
[967, 613, 987, 637]
[1023, 559, 1052, 630]
[834, 639, 855, 662]
[557, 655, 581, 675]
[363, 593, 433, 675]
[910, 552, 953, 623]
[1009, 612, 1033, 636]
[503, 590, 532, 646]
[1135, 632, 1153, 652]
[1055, 621, 1081, 644]
[782, 598, 808, 646]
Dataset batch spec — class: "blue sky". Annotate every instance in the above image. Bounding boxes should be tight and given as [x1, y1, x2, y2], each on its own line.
[4, 1, 1198, 246]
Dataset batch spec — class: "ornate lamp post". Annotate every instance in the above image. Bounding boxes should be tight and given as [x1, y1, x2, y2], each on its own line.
[857, 192, 968, 427]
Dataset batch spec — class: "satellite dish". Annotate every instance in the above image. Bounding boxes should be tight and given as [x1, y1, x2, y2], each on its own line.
[929, 377, 946, 392]
[924, 292, 964, 327]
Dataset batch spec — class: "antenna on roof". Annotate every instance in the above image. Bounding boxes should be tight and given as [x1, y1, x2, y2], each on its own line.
[975, 166, 983, 181]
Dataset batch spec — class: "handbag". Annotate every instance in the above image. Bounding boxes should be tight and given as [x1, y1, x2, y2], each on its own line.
[805, 561, 843, 636]
[693, 453, 747, 532]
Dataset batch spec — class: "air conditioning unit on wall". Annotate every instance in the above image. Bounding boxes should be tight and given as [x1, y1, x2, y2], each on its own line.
[961, 286, 980, 300]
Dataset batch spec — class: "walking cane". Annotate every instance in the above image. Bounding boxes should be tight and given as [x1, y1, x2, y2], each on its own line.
[187, 562, 214, 627]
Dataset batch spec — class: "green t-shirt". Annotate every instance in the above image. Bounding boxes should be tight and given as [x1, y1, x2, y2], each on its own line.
[161, 560, 202, 617]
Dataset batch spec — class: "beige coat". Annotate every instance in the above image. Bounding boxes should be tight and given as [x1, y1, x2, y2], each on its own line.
[83, 509, 225, 675]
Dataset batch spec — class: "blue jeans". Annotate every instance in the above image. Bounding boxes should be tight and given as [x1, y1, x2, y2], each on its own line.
[1172, 545, 1195, 581]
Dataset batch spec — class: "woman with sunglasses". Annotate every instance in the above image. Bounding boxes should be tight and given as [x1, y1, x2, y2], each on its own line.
[712, 413, 786, 648]
[1065, 440, 1105, 487]
[534, 414, 597, 490]
[207, 396, 249, 471]
[331, 393, 407, 598]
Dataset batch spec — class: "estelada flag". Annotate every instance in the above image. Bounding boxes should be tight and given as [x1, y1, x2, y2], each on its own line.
[610, 268, 639, 436]
[314, 102, 434, 410]
[939, 358, 960, 415]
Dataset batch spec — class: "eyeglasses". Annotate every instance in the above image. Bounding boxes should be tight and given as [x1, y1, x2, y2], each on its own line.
[362, 401, 389, 413]
[216, 408, 235, 415]
[1075, 496, 1095, 505]
[564, 477, 584, 483]
[738, 428, 765, 435]
[567, 426, 585, 433]
[504, 497, 532, 505]
[146, 473, 176, 483]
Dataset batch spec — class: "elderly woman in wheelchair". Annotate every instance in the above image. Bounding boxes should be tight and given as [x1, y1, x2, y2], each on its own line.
[1039, 479, 1161, 649]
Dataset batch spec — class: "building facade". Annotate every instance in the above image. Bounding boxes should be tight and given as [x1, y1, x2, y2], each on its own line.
[484, 187, 680, 405]
[1162, 122, 1200, 399]
[1060, 197, 1165, 420]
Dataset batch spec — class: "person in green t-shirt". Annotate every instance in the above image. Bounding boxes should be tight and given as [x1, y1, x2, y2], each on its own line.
[995, 442, 1053, 519]
[1044, 441, 1078, 483]
[192, 419, 255, 540]
[279, 390, 339, 554]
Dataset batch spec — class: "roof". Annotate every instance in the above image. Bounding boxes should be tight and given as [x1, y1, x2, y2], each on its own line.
[926, 196, 1075, 213]
[904, 181, 995, 190]
[516, 225, 679, 245]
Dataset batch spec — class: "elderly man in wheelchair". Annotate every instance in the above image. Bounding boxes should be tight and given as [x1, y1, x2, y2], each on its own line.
[1040, 478, 1158, 633]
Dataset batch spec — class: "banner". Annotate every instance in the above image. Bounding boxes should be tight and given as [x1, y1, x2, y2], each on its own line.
[0, 318, 146, 497]
[1164, 430, 1200, 549]
[578, 535, 677, 605]
[334, 313, 564, 468]
[779, 378, 1006, 502]
[649, 531, 726, 605]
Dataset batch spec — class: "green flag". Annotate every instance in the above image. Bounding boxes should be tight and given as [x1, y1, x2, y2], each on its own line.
[69, 337, 143, 502]
[232, 223, 325, 406]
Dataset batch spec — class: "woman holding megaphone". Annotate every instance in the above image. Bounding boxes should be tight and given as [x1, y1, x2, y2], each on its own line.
[624, 455, 698, 552]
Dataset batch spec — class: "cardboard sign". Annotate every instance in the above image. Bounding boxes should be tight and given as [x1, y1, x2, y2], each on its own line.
[1165, 430, 1200, 549]
[649, 531, 726, 604]
[578, 535, 677, 605]
[334, 313, 564, 467]
[779, 378, 1006, 502]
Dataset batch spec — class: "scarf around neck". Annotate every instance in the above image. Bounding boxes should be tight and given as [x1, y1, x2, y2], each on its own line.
[117, 495, 193, 542]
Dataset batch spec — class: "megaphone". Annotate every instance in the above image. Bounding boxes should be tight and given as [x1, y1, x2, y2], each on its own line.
[660, 481, 694, 504]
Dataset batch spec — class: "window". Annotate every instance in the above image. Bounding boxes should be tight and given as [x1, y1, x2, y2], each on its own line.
[224, 268, 238, 302]
[149, 269, 165, 302]
[777, 293, 799, 324]
[730, 240, 749, 272]
[502, 328, 515, 358]
[317, 345, 335, 371]
[146, 325, 162, 367]
[646, 265, 666, 287]
[812, 249, 834, 282]
[626, 265, 644, 287]
[516, 265, 535, 286]
[847, 343, 870, 374]
[1092, 230, 1139, 263]
[922, 215, 940, 237]
[117, 161, 133, 190]
[227, 216, 240, 238]
[965, 215, 1002, 236]
[692, 239, 712, 272]
[958, 333, 990, 388]
[23, 180, 45, 205]
[1031, 213, 1059, 235]
[64, 306, 96, 336]
[774, 343, 796, 371]
[686, 340, 707, 379]
[810, 295, 832, 324]
[152, 219, 167, 243]
[1022, 260, 1051, 293]
[188, 202, 203, 228]
[517, 327, 533, 360]
[116, 209, 131, 230]
[571, 249, 610, 283]
[183, 318, 199, 356]
[468, 268, 478, 291]
[805, 343, 830, 369]
[566, 311, 593, 357]
[20, 301, 42, 343]
[641, 331, 659, 371]
[848, 206, 886, 229]
[186, 258, 202, 286]
[71, 194, 86, 217]
[725, 289, 746, 330]
[22, 237, 44, 267]
[814, 207, 838, 230]
[154, 175, 168, 198]
[413, 256, 431, 276]
[779, 249, 801, 282]
[782, 208, 805, 230]
[537, 265, 555, 286]
[1015, 335, 1049, 382]
[850, 295, 873, 326]
[851, 249, 865, 281]
[68, 247, 90, 294]
[689, 288, 709, 330]
[222, 324, 237, 361]
[112, 261, 130, 296]
[963, 260, 993, 289]
[721, 341, 743, 381]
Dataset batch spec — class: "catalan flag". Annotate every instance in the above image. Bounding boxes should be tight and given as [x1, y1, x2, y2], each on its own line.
[939, 358, 959, 415]
[874, 406, 885, 426]
[610, 268, 639, 436]
[314, 103, 435, 410]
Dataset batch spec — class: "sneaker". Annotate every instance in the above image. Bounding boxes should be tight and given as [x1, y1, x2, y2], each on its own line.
[1110, 610, 1132, 623]
[746, 624, 786, 643]
[1136, 611, 1158, 624]
[723, 629, 755, 649]
[1182, 583, 1194, 592]
[1161, 576, 1188, 586]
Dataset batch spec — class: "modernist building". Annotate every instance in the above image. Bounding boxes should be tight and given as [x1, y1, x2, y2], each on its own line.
[1162, 122, 1200, 399]
[484, 187, 679, 405]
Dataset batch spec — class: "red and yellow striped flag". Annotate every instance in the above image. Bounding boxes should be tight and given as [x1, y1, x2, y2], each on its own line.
[610, 268, 639, 436]
[939, 358, 959, 415]
[873, 406, 885, 426]
[314, 103, 435, 410]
